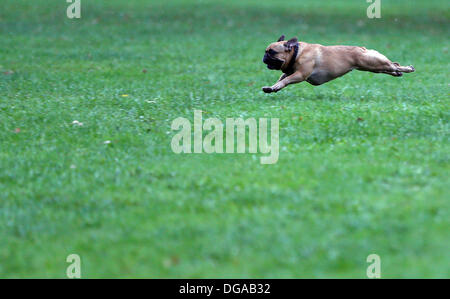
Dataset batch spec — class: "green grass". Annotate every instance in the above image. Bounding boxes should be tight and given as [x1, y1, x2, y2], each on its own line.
[0, 0, 449, 278]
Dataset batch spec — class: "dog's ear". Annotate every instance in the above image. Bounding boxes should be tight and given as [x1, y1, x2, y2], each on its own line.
[277, 35, 285, 42]
[284, 37, 298, 50]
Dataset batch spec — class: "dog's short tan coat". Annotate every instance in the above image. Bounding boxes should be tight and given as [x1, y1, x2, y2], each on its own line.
[262, 36, 415, 93]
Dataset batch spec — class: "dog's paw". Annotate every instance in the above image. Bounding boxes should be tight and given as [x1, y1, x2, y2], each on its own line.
[410, 65, 415, 72]
[262, 86, 273, 93]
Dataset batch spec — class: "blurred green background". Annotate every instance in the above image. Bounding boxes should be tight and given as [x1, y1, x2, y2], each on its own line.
[0, 0, 449, 278]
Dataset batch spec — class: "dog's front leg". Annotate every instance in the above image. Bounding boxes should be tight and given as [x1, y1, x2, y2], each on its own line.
[277, 73, 287, 82]
[262, 72, 304, 93]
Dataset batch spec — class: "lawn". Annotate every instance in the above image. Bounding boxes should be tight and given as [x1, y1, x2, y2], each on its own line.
[0, 0, 449, 278]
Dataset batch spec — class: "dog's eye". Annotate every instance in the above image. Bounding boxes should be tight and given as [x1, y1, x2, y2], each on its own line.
[268, 49, 278, 55]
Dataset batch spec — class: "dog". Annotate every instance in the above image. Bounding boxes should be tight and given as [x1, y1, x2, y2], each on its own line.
[262, 35, 415, 93]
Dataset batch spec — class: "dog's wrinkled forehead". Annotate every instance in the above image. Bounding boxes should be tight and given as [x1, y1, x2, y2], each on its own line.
[266, 42, 286, 53]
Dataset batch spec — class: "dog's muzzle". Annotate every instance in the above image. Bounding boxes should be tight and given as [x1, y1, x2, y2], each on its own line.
[263, 54, 283, 70]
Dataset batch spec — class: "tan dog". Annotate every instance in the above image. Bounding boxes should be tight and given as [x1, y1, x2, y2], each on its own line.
[262, 35, 415, 93]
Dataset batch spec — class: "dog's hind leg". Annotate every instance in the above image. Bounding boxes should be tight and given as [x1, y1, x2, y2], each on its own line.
[393, 62, 415, 73]
[355, 49, 415, 76]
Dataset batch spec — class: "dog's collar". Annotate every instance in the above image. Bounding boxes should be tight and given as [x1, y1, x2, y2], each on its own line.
[285, 43, 299, 75]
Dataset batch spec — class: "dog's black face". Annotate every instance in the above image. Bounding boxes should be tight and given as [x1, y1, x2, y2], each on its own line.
[263, 49, 284, 70]
[263, 35, 298, 71]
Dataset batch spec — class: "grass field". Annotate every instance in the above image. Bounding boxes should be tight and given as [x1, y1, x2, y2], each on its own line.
[0, 0, 449, 278]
